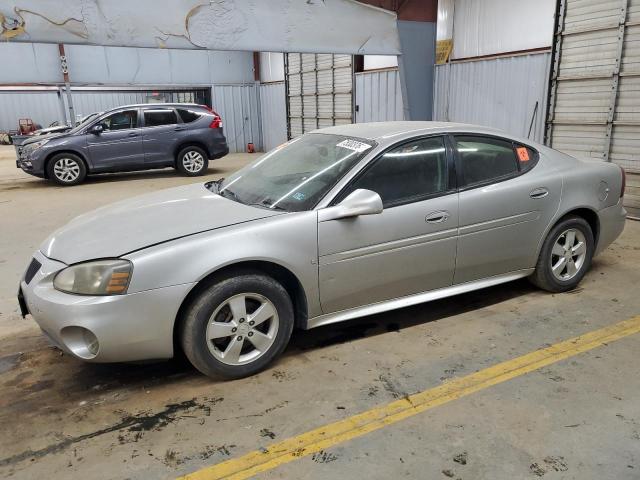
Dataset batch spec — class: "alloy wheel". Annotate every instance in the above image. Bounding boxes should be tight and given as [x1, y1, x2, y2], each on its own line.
[205, 293, 279, 366]
[550, 228, 587, 281]
[183, 150, 205, 173]
[53, 158, 81, 183]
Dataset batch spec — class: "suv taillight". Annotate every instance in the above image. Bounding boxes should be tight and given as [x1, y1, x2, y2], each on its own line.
[620, 165, 626, 198]
[201, 105, 222, 128]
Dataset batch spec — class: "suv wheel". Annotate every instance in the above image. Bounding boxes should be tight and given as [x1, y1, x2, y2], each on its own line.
[176, 146, 208, 176]
[180, 274, 294, 379]
[530, 216, 594, 293]
[47, 153, 87, 186]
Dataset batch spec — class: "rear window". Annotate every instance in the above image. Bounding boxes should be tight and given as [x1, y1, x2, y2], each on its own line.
[144, 109, 177, 127]
[177, 109, 201, 123]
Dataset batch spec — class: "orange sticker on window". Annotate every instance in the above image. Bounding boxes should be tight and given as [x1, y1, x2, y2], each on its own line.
[516, 147, 530, 162]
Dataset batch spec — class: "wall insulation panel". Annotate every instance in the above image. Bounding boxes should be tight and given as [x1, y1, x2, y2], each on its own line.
[546, 0, 640, 215]
[285, 53, 353, 138]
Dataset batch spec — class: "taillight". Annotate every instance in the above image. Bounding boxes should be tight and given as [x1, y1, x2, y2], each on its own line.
[199, 105, 222, 128]
[209, 115, 222, 129]
[620, 165, 626, 198]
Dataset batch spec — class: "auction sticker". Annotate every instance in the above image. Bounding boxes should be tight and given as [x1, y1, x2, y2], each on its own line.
[336, 139, 371, 153]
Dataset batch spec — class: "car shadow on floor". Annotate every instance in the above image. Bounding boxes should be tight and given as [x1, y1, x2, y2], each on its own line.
[38, 278, 540, 393]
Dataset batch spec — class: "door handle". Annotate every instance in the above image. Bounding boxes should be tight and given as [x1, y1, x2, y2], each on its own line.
[128, 132, 138, 137]
[174, 127, 186, 131]
[425, 211, 450, 224]
[530, 187, 549, 199]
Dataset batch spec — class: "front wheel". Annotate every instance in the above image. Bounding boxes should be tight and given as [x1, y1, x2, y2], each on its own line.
[530, 216, 594, 292]
[176, 146, 208, 176]
[180, 274, 294, 379]
[47, 153, 87, 186]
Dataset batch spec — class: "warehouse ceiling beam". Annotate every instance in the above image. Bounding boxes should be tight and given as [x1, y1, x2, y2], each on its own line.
[0, 0, 400, 55]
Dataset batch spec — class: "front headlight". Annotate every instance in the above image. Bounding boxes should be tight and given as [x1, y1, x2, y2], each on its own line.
[53, 259, 132, 295]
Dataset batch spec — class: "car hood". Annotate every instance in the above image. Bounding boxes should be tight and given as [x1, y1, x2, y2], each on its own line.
[21, 131, 70, 145]
[40, 183, 283, 264]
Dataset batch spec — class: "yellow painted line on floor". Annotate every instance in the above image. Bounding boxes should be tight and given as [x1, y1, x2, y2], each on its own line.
[178, 315, 640, 480]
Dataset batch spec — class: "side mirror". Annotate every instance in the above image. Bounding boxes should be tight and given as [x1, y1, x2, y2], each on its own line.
[89, 124, 104, 134]
[318, 189, 383, 222]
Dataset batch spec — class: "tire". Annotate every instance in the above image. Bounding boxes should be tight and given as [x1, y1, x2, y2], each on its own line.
[176, 146, 208, 176]
[180, 274, 294, 379]
[46, 153, 87, 186]
[529, 215, 594, 293]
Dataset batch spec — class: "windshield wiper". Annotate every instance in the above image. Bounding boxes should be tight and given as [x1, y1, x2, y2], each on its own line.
[248, 200, 288, 212]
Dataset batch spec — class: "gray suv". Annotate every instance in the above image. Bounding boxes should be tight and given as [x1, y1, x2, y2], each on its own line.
[16, 103, 229, 186]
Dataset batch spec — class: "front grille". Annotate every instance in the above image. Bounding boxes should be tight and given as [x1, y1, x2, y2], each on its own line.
[24, 258, 41, 284]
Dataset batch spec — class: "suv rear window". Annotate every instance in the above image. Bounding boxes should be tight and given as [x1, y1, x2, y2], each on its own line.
[144, 109, 177, 127]
[177, 109, 201, 123]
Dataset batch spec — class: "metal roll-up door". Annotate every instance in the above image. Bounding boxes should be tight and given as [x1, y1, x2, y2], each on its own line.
[546, 0, 640, 216]
[285, 53, 354, 139]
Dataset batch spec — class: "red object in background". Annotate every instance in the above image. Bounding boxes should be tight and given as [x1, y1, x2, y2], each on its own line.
[247, 142, 255, 153]
[18, 118, 36, 135]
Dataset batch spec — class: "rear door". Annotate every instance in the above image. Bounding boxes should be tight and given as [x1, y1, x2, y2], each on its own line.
[453, 135, 562, 284]
[86, 109, 143, 170]
[141, 107, 180, 166]
[318, 136, 459, 313]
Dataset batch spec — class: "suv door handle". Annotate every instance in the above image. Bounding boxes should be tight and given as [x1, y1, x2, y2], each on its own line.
[128, 132, 138, 137]
[174, 127, 186, 131]
[425, 211, 450, 223]
[530, 187, 549, 199]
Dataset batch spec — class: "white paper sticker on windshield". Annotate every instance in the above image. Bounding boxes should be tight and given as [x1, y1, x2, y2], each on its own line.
[336, 139, 371, 153]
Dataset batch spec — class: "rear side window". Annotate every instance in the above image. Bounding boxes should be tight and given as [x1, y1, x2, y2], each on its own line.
[177, 109, 201, 123]
[339, 136, 448, 207]
[144, 109, 177, 127]
[454, 136, 518, 186]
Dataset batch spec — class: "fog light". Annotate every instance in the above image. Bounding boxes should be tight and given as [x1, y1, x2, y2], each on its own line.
[60, 326, 100, 359]
[21, 160, 33, 169]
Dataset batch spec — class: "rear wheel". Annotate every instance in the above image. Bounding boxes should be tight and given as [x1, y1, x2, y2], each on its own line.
[530, 216, 594, 292]
[176, 146, 208, 176]
[47, 153, 87, 186]
[180, 274, 294, 379]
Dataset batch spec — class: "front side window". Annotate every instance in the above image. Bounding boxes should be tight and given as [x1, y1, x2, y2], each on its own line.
[455, 136, 518, 186]
[337, 136, 448, 207]
[212, 134, 375, 212]
[144, 109, 178, 127]
[100, 110, 137, 131]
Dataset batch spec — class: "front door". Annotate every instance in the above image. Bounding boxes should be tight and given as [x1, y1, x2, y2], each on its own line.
[452, 135, 562, 284]
[318, 136, 459, 314]
[86, 109, 143, 171]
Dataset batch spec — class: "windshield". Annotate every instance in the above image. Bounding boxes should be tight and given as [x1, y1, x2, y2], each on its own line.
[68, 112, 103, 134]
[212, 133, 375, 212]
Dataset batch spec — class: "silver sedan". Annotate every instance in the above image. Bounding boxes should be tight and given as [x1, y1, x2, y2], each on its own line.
[18, 122, 627, 379]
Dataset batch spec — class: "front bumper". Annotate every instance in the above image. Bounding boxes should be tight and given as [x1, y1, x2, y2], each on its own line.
[16, 144, 46, 177]
[20, 250, 194, 363]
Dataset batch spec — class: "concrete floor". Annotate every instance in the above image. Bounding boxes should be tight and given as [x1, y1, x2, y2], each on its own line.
[0, 144, 639, 479]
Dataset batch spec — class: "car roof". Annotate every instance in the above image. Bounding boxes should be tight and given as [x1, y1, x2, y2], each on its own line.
[311, 121, 513, 143]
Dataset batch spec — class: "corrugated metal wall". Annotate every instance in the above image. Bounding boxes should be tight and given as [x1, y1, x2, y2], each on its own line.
[259, 82, 287, 152]
[355, 69, 405, 123]
[63, 91, 148, 120]
[546, 0, 640, 216]
[0, 90, 65, 131]
[211, 84, 262, 153]
[434, 52, 551, 143]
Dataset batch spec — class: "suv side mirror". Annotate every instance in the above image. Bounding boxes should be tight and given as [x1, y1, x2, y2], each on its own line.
[89, 124, 104, 134]
[318, 189, 383, 222]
